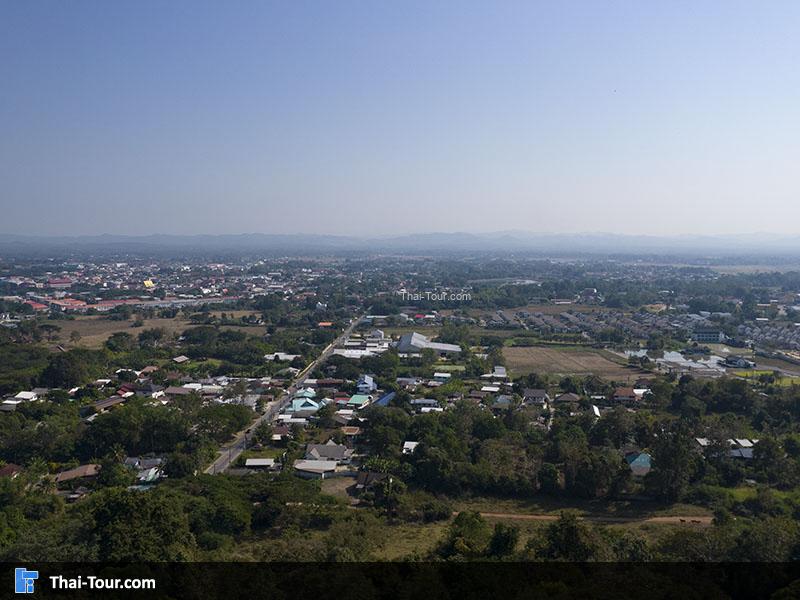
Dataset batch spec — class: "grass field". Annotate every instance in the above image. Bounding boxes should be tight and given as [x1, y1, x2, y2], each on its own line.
[749, 357, 800, 377]
[321, 477, 358, 503]
[503, 345, 643, 380]
[47, 312, 265, 349]
[732, 369, 800, 385]
[371, 521, 450, 560]
[51, 316, 192, 348]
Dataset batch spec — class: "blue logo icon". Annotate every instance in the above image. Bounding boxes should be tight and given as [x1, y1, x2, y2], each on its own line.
[15, 568, 38, 594]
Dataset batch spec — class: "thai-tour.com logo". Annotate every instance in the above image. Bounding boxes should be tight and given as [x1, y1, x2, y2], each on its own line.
[14, 568, 38, 594]
[14, 567, 156, 594]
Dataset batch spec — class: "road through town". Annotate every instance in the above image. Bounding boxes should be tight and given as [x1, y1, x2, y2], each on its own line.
[204, 315, 364, 474]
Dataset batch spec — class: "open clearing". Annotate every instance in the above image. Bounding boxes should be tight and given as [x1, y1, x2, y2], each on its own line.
[503, 345, 643, 380]
[321, 477, 361, 506]
[48, 313, 264, 349]
[50, 316, 192, 348]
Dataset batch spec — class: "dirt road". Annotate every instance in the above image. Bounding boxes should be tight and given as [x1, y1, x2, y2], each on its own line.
[467, 512, 712, 525]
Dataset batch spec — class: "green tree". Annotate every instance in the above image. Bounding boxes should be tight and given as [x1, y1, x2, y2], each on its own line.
[106, 332, 136, 353]
[164, 452, 199, 478]
[531, 511, 612, 561]
[40, 353, 89, 388]
[97, 457, 136, 488]
[87, 488, 195, 560]
[645, 426, 697, 502]
[40, 323, 61, 341]
[439, 511, 491, 558]
[487, 523, 519, 558]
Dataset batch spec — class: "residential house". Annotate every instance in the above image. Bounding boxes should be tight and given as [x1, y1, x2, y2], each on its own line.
[340, 426, 362, 439]
[729, 438, 758, 459]
[164, 386, 194, 398]
[409, 398, 439, 412]
[724, 356, 756, 369]
[245, 458, 277, 470]
[612, 387, 638, 403]
[55, 464, 101, 485]
[522, 389, 550, 406]
[136, 383, 165, 399]
[492, 395, 514, 411]
[0, 399, 23, 412]
[625, 452, 652, 477]
[402, 441, 420, 455]
[93, 396, 126, 413]
[293, 459, 337, 479]
[555, 392, 581, 404]
[346, 394, 372, 410]
[356, 374, 377, 394]
[271, 424, 291, 443]
[374, 391, 395, 407]
[294, 388, 317, 400]
[333, 409, 356, 425]
[481, 366, 508, 379]
[396, 377, 422, 390]
[288, 398, 324, 416]
[305, 440, 354, 464]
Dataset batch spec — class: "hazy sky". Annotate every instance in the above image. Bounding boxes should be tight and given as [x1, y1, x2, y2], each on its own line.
[2, 2, 800, 237]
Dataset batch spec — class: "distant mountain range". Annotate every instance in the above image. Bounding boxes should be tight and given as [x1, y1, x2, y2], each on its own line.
[1, 231, 800, 258]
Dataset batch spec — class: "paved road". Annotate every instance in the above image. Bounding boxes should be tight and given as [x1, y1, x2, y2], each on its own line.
[204, 315, 364, 474]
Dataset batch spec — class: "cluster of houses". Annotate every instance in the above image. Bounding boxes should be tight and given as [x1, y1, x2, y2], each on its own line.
[0, 455, 167, 503]
[1, 389, 49, 412]
[0, 363, 291, 416]
[84, 370, 284, 418]
[277, 374, 378, 428]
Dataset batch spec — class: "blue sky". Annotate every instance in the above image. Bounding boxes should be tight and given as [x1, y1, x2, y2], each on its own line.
[2, 2, 799, 236]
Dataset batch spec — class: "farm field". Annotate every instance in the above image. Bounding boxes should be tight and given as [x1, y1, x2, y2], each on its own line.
[503, 345, 644, 380]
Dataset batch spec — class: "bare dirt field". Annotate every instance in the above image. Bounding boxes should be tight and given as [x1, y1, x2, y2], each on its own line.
[321, 476, 359, 505]
[503, 346, 643, 380]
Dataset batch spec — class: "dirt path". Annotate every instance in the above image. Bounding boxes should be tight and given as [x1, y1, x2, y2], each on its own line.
[469, 512, 712, 525]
